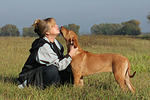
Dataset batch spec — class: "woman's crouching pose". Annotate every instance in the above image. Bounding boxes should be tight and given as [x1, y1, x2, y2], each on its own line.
[17, 18, 78, 89]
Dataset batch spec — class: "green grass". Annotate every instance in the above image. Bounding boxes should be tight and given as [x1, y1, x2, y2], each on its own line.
[0, 35, 150, 100]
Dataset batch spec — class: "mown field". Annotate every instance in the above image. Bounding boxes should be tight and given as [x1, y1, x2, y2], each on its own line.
[0, 35, 150, 100]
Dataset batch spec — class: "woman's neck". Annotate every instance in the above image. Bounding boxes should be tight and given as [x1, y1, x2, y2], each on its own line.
[46, 35, 56, 43]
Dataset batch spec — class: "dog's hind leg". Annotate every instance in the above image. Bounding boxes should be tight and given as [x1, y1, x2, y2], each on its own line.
[114, 73, 126, 91]
[125, 71, 135, 94]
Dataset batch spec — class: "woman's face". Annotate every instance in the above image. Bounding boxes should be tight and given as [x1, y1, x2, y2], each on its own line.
[48, 24, 60, 36]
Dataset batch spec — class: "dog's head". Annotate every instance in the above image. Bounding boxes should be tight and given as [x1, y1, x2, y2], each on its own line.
[60, 26, 78, 48]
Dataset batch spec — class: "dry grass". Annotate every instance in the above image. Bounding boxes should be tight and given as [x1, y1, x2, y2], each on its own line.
[0, 35, 150, 100]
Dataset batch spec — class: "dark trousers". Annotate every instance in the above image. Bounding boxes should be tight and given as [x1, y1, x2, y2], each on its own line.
[42, 65, 74, 88]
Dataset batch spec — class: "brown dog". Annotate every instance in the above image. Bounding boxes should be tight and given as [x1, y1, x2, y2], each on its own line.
[60, 26, 136, 94]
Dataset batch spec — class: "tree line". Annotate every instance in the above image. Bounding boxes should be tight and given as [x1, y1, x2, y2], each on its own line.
[0, 18, 149, 37]
[91, 19, 141, 35]
[0, 23, 80, 37]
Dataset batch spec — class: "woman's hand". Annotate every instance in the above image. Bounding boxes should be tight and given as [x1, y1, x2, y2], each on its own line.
[69, 45, 78, 57]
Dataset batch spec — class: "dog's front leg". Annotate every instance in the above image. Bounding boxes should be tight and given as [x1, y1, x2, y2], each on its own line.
[74, 74, 82, 86]
[79, 76, 84, 86]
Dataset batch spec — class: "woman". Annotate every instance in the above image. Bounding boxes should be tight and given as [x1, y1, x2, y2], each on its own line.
[17, 18, 78, 89]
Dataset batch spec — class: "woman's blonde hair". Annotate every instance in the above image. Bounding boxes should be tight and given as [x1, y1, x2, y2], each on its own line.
[32, 18, 56, 38]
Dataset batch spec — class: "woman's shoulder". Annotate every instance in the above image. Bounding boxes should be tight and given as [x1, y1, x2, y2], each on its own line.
[30, 38, 47, 52]
[38, 43, 54, 53]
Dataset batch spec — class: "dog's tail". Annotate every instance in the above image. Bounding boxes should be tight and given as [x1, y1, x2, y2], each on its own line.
[127, 59, 136, 78]
[129, 70, 136, 78]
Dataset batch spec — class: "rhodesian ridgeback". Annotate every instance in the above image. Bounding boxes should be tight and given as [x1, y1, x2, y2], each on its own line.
[60, 26, 136, 94]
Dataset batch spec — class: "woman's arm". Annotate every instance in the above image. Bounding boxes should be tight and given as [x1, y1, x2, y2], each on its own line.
[36, 43, 72, 71]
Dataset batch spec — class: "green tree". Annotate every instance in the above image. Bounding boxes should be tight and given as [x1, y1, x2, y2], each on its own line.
[22, 26, 37, 37]
[1, 24, 20, 36]
[91, 23, 123, 35]
[120, 19, 141, 35]
[91, 24, 103, 35]
[91, 19, 141, 35]
[63, 23, 80, 35]
[102, 23, 117, 35]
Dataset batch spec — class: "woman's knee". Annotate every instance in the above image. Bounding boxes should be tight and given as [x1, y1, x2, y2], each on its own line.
[43, 65, 58, 75]
[42, 65, 60, 87]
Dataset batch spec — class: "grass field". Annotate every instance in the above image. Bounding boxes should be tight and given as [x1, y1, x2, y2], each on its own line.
[0, 35, 150, 100]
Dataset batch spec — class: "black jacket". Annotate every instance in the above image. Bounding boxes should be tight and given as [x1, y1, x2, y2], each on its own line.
[17, 38, 63, 89]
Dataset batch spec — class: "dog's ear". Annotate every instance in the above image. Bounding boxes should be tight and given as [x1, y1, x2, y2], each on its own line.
[70, 37, 77, 48]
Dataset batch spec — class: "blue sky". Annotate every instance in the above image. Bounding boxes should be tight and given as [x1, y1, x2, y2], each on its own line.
[0, 0, 150, 34]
